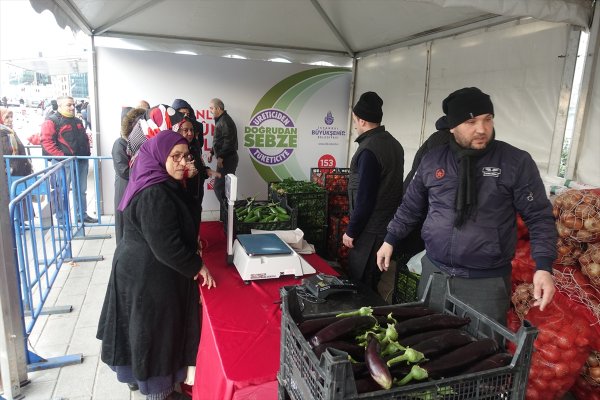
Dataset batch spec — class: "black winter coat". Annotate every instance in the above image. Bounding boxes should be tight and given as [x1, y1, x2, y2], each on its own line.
[111, 137, 129, 243]
[97, 180, 202, 381]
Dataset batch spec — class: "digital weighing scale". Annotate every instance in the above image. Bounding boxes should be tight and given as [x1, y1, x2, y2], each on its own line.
[225, 174, 316, 283]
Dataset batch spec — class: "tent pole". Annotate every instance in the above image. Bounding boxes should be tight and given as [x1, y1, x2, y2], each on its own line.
[565, 4, 600, 180]
[345, 58, 358, 168]
[547, 26, 581, 176]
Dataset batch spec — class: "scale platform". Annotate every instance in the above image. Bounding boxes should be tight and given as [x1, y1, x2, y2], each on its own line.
[232, 233, 316, 282]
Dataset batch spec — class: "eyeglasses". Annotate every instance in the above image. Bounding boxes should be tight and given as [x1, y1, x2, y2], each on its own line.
[169, 153, 194, 163]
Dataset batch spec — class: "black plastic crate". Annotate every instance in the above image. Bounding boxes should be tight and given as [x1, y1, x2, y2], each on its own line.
[393, 265, 420, 304]
[326, 214, 349, 267]
[310, 167, 350, 194]
[327, 193, 349, 217]
[271, 188, 327, 228]
[225, 199, 297, 237]
[301, 224, 327, 258]
[278, 273, 538, 400]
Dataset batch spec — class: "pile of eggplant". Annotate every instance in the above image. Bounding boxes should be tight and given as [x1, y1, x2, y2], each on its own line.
[298, 304, 513, 394]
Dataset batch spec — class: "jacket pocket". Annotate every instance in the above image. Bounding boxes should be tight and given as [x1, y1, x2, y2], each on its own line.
[452, 225, 502, 269]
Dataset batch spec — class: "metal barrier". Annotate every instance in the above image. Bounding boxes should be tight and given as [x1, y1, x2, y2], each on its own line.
[5, 155, 113, 372]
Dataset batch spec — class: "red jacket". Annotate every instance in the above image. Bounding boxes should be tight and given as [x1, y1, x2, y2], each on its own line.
[41, 113, 90, 157]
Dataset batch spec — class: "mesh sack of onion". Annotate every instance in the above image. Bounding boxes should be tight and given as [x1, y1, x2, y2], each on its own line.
[507, 284, 594, 400]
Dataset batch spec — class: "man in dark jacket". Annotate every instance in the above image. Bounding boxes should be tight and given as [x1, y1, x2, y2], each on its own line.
[342, 91, 404, 292]
[41, 95, 97, 224]
[377, 87, 556, 324]
[208, 98, 238, 218]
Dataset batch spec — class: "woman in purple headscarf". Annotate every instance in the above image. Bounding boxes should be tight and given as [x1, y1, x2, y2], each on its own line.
[97, 130, 215, 400]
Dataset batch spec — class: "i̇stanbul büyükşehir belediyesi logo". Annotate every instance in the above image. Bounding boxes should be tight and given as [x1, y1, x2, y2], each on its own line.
[244, 108, 297, 165]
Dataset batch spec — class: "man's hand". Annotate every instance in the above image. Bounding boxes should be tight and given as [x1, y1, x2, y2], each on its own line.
[217, 157, 224, 169]
[207, 154, 213, 163]
[342, 233, 354, 248]
[532, 270, 555, 311]
[376, 242, 394, 272]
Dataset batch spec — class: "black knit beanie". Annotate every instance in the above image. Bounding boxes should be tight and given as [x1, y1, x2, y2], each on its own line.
[443, 87, 494, 128]
[353, 91, 383, 123]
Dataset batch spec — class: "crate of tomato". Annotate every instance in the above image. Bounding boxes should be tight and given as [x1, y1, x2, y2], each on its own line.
[310, 167, 350, 193]
[327, 214, 349, 268]
[278, 273, 538, 400]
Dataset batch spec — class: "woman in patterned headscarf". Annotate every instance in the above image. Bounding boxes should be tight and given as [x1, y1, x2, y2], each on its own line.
[0, 107, 32, 177]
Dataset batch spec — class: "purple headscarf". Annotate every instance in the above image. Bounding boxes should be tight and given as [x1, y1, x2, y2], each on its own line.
[118, 130, 187, 211]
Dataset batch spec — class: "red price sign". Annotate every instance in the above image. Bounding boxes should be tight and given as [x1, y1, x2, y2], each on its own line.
[317, 154, 336, 172]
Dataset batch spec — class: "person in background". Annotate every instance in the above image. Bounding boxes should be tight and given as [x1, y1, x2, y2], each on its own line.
[208, 98, 238, 219]
[97, 130, 215, 400]
[40, 96, 97, 224]
[112, 107, 146, 243]
[341, 92, 405, 292]
[377, 87, 557, 325]
[127, 104, 185, 159]
[81, 101, 91, 131]
[43, 99, 58, 120]
[0, 107, 33, 177]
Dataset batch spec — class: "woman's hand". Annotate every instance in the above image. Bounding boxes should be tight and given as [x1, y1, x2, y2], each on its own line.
[195, 264, 216, 289]
[185, 161, 198, 178]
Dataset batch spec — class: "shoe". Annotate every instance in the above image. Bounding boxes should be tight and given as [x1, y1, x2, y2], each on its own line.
[83, 215, 97, 223]
[127, 382, 139, 391]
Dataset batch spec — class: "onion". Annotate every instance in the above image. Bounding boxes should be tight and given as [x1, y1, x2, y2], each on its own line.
[561, 214, 584, 230]
[583, 216, 600, 233]
[588, 353, 600, 368]
[589, 366, 600, 380]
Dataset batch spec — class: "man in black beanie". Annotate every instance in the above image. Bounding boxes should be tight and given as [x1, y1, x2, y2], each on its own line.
[342, 91, 404, 293]
[376, 87, 557, 326]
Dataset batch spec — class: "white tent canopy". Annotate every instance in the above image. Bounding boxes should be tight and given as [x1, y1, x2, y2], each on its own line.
[30, 0, 599, 188]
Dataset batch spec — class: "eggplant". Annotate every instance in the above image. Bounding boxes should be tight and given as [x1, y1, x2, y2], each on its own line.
[411, 330, 475, 358]
[365, 333, 392, 390]
[397, 338, 500, 386]
[400, 328, 465, 347]
[394, 313, 471, 337]
[371, 305, 436, 320]
[463, 352, 513, 374]
[354, 376, 383, 394]
[310, 315, 376, 347]
[312, 340, 365, 361]
[300, 315, 388, 338]
[419, 338, 499, 379]
[298, 316, 340, 337]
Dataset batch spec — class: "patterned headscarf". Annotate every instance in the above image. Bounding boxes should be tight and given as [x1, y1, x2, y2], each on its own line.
[118, 130, 187, 211]
[0, 107, 13, 128]
[127, 104, 185, 157]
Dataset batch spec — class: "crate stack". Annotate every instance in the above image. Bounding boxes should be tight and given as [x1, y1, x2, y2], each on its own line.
[269, 179, 328, 255]
[310, 168, 350, 267]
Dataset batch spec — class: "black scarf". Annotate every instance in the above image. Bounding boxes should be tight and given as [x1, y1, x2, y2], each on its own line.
[448, 135, 496, 227]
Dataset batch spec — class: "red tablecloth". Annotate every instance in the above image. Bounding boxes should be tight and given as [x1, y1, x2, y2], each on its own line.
[191, 222, 337, 400]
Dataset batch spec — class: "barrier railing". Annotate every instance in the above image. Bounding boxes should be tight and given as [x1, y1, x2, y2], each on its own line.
[5, 155, 113, 372]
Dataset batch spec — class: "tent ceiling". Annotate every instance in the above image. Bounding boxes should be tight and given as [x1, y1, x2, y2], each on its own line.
[30, 0, 593, 62]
